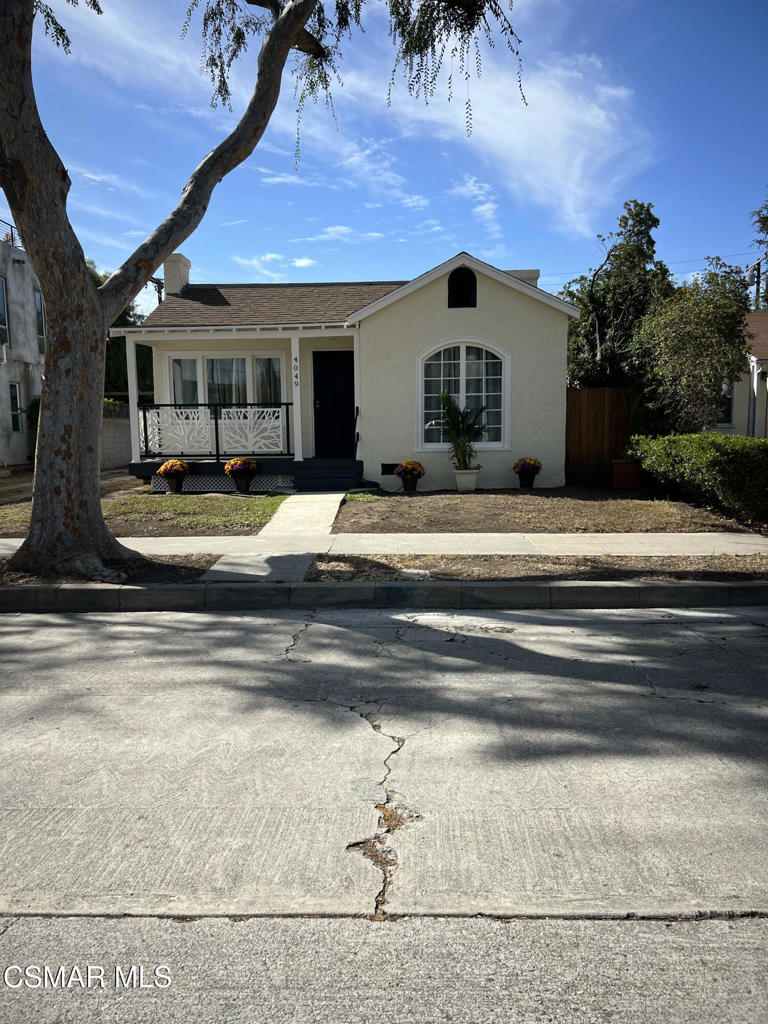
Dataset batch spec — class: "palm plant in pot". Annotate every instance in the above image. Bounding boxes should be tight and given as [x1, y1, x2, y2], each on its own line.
[434, 391, 486, 492]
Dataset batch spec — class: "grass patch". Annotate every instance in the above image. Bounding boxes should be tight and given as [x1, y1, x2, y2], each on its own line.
[344, 491, 381, 502]
[0, 493, 286, 537]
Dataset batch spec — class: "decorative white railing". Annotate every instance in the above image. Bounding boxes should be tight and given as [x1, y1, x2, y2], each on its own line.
[138, 403, 292, 458]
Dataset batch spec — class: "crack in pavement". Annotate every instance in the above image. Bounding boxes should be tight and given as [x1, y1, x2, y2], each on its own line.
[345, 706, 422, 921]
[0, 917, 19, 938]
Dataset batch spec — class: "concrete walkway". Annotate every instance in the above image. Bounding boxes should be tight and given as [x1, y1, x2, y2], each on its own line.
[4, 530, 767, 558]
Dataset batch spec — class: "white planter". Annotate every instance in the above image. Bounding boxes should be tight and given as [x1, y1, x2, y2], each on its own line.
[454, 469, 479, 492]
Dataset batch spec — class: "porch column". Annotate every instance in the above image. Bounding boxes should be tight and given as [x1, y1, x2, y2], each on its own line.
[353, 329, 361, 457]
[290, 335, 303, 461]
[125, 333, 140, 462]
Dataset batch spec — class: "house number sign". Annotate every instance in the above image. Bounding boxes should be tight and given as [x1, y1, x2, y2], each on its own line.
[292, 355, 300, 390]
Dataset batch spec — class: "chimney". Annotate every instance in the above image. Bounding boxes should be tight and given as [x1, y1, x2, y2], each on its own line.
[164, 252, 191, 296]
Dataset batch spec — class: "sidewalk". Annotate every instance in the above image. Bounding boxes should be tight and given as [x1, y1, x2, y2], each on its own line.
[2, 492, 767, 611]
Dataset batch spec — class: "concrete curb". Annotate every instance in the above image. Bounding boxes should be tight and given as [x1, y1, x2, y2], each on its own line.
[1, 580, 768, 613]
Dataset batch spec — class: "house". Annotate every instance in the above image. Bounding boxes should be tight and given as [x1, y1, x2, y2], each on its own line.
[119, 251, 578, 492]
[711, 311, 768, 439]
[0, 223, 45, 468]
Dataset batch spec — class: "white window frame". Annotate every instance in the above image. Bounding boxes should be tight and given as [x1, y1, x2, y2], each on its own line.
[416, 338, 509, 452]
[9, 381, 22, 432]
[0, 277, 9, 347]
[164, 351, 287, 405]
[252, 350, 287, 404]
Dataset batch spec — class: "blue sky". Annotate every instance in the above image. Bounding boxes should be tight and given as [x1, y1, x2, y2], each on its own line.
[3, 0, 767, 317]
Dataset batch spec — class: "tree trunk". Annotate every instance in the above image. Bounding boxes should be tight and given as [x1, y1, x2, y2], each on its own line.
[7, 281, 144, 581]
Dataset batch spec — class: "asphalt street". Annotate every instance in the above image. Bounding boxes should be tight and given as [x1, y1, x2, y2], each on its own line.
[0, 606, 766, 1022]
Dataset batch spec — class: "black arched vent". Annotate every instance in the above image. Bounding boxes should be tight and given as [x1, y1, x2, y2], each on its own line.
[448, 267, 477, 308]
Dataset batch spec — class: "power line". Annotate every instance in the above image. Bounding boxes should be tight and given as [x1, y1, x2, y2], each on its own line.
[540, 249, 764, 282]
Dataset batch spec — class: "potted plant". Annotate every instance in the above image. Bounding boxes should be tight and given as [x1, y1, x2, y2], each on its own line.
[394, 460, 425, 495]
[156, 459, 189, 494]
[225, 457, 259, 494]
[513, 457, 542, 488]
[433, 391, 485, 492]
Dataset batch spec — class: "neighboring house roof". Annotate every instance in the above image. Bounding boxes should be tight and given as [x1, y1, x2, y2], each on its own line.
[133, 251, 577, 332]
[140, 281, 406, 329]
[747, 310, 768, 360]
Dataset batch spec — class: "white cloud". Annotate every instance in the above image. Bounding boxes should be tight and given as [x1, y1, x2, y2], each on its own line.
[401, 194, 430, 209]
[231, 255, 285, 282]
[340, 51, 654, 237]
[67, 164, 154, 200]
[262, 252, 283, 262]
[449, 176, 504, 242]
[292, 258, 317, 267]
[221, 219, 247, 227]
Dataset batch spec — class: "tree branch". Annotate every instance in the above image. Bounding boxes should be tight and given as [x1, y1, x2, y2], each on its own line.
[245, 0, 327, 58]
[100, 0, 322, 321]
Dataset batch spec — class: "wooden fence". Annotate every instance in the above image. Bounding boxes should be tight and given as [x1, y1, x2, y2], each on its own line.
[565, 388, 631, 484]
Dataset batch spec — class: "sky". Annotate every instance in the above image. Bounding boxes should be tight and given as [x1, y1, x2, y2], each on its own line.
[3, 0, 767, 318]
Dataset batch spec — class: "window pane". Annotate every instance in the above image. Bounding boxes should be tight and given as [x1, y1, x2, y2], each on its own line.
[0, 279, 7, 346]
[172, 359, 198, 404]
[485, 427, 501, 442]
[10, 383, 22, 432]
[207, 358, 246, 405]
[35, 290, 45, 341]
[254, 357, 281, 404]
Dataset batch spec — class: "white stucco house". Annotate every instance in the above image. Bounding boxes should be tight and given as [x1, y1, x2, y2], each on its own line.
[119, 251, 577, 492]
[0, 224, 45, 468]
[710, 311, 768, 439]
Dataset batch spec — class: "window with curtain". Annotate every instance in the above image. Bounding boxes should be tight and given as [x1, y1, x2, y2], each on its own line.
[206, 358, 247, 405]
[423, 344, 503, 444]
[171, 358, 199, 404]
[253, 356, 281, 405]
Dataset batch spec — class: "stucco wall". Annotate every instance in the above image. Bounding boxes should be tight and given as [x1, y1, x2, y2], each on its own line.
[0, 240, 44, 467]
[357, 270, 570, 489]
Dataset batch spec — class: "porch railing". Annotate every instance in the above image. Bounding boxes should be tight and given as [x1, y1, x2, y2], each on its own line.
[138, 402, 293, 459]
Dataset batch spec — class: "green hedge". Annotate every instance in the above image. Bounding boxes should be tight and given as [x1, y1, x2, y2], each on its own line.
[628, 433, 768, 519]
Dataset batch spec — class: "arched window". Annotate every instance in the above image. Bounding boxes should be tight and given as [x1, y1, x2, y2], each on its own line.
[447, 267, 477, 308]
[422, 343, 503, 445]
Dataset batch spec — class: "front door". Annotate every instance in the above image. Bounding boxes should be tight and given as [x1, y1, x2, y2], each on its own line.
[312, 350, 355, 457]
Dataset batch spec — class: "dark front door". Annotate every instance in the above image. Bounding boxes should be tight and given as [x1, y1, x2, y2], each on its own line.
[313, 350, 355, 457]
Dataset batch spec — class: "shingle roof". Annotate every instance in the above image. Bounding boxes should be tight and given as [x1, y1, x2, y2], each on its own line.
[747, 310, 768, 360]
[141, 281, 407, 328]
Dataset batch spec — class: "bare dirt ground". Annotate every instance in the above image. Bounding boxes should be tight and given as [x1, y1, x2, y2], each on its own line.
[0, 554, 218, 586]
[307, 553, 768, 583]
[334, 488, 756, 535]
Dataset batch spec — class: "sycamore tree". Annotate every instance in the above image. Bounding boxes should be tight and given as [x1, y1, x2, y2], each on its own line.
[632, 259, 751, 434]
[0, 0, 524, 580]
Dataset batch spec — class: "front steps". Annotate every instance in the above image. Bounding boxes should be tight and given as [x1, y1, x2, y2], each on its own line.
[293, 458, 363, 492]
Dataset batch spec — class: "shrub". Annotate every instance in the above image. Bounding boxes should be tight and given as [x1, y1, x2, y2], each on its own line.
[628, 433, 768, 519]
[103, 398, 128, 419]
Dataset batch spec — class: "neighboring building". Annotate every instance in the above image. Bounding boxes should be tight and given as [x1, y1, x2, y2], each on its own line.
[118, 251, 577, 492]
[711, 311, 768, 439]
[0, 225, 45, 468]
